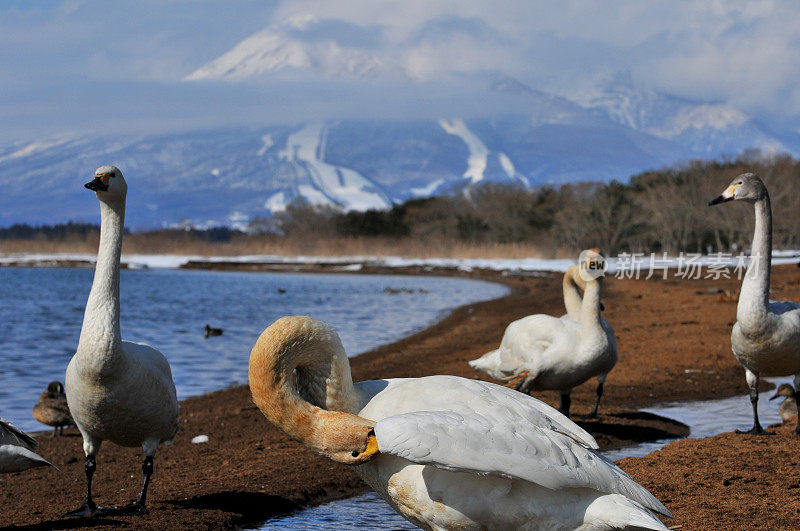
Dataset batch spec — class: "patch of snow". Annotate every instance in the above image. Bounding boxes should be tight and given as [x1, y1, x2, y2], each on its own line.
[265, 191, 287, 212]
[650, 104, 749, 139]
[0, 137, 71, 163]
[410, 179, 444, 196]
[439, 119, 488, 184]
[257, 134, 274, 156]
[191, 435, 209, 444]
[280, 123, 389, 211]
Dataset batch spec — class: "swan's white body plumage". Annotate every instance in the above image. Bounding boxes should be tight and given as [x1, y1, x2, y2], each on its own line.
[352, 376, 668, 530]
[0, 417, 53, 473]
[732, 300, 800, 377]
[66, 339, 179, 451]
[471, 315, 617, 392]
[470, 268, 617, 394]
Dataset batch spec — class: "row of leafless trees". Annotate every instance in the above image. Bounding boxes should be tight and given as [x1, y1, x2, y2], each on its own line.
[255, 151, 800, 256]
[5, 152, 798, 257]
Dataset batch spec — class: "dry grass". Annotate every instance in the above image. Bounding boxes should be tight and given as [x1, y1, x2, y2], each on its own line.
[0, 235, 565, 259]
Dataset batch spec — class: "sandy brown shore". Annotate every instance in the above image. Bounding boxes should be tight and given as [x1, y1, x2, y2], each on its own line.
[1, 263, 799, 529]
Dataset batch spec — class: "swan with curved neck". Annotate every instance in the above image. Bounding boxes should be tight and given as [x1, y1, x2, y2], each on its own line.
[469, 255, 618, 417]
[64, 166, 179, 517]
[708, 172, 800, 435]
[250, 316, 669, 529]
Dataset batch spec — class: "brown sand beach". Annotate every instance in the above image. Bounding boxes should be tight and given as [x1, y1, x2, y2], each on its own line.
[1, 263, 799, 529]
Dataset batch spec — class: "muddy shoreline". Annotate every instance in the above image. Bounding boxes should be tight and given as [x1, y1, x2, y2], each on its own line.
[2, 263, 799, 529]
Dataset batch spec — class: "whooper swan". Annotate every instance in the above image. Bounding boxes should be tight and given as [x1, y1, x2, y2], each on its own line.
[64, 166, 179, 516]
[469, 257, 617, 418]
[708, 173, 800, 435]
[248, 316, 669, 530]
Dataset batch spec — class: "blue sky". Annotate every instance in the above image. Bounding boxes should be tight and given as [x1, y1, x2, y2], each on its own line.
[2, 0, 800, 142]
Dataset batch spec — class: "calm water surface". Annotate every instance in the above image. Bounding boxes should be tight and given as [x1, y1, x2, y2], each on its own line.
[0, 267, 507, 433]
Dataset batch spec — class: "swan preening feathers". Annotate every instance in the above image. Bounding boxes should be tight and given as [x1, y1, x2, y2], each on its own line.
[64, 166, 179, 516]
[708, 173, 800, 435]
[469, 256, 617, 418]
[249, 316, 669, 530]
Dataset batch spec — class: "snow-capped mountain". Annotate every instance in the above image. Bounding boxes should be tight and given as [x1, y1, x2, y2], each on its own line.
[185, 14, 407, 81]
[568, 72, 789, 156]
[0, 112, 689, 228]
[2, 69, 797, 228]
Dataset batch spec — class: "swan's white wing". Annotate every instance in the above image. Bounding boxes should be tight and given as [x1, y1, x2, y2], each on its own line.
[0, 417, 38, 451]
[374, 410, 670, 518]
[358, 376, 596, 449]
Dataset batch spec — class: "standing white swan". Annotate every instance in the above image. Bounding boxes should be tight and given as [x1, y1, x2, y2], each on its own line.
[0, 417, 54, 473]
[708, 172, 800, 435]
[469, 257, 617, 418]
[64, 166, 179, 516]
[249, 316, 669, 530]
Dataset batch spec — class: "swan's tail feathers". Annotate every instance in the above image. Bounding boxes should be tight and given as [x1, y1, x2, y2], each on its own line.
[468, 349, 506, 380]
[0, 417, 38, 451]
[584, 494, 670, 530]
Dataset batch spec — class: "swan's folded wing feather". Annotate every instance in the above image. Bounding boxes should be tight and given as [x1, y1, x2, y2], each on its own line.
[374, 410, 670, 518]
[0, 417, 38, 451]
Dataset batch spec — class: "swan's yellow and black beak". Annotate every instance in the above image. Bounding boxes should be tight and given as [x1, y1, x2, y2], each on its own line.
[708, 183, 739, 206]
[351, 429, 380, 460]
[85, 173, 111, 192]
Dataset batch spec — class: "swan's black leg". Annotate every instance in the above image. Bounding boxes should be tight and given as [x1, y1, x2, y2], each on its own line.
[51, 427, 58, 438]
[104, 455, 153, 516]
[794, 375, 800, 436]
[63, 455, 104, 517]
[587, 381, 604, 418]
[736, 386, 765, 434]
[559, 392, 571, 418]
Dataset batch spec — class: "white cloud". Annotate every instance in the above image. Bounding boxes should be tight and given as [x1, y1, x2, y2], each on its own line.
[2, 0, 800, 140]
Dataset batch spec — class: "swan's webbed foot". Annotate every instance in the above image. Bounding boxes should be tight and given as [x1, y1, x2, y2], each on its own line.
[735, 424, 773, 435]
[505, 371, 533, 394]
[63, 501, 112, 518]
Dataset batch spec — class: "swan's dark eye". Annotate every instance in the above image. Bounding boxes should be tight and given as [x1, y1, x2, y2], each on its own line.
[737, 181, 742, 185]
[351, 450, 359, 457]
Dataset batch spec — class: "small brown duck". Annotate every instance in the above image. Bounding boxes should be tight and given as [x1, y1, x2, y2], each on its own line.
[770, 383, 798, 424]
[32, 381, 73, 437]
[204, 324, 223, 338]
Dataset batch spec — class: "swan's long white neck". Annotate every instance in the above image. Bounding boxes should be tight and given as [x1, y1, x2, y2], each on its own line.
[579, 280, 603, 333]
[563, 273, 583, 320]
[76, 197, 125, 371]
[738, 194, 772, 329]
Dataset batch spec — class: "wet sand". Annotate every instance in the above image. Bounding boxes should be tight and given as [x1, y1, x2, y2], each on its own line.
[1, 264, 799, 529]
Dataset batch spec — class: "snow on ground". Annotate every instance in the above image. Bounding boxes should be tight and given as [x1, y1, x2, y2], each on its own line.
[3, 251, 800, 275]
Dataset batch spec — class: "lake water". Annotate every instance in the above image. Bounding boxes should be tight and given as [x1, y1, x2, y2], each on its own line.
[0, 267, 507, 433]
